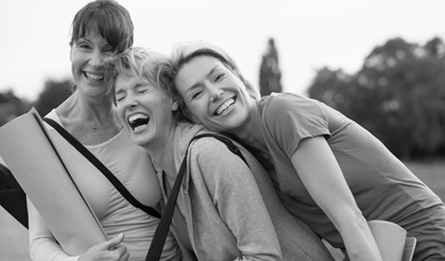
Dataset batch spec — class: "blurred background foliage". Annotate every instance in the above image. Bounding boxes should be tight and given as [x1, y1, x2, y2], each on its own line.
[0, 78, 72, 126]
[1, 36, 444, 160]
[306, 36, 445, 160]
[260, 38, 283, 96]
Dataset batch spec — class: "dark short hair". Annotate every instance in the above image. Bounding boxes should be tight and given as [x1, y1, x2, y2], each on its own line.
[70, 0, 134, 54]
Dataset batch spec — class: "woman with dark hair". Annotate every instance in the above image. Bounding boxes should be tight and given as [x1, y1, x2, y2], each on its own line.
[27, 1, 179, 260]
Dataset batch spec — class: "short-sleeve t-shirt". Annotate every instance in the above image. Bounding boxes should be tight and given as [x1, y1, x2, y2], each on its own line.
[255, 93, 445, 256]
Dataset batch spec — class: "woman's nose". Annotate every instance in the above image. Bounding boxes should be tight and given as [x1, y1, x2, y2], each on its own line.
[123, 90, 138, 108]
[209, 88, 224, 102]
[89, 49, 105, 67]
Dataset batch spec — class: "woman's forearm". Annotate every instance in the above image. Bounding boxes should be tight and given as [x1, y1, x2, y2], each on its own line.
[291, 137, 381, 260]
[28, 199, 78, 261]
[336, 211, 382, 261]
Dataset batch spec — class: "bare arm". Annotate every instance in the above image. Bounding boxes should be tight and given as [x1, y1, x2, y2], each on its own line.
[291, 136, 381, 261]
[28, 200, 129, 261]
[28, 199, 79, 261]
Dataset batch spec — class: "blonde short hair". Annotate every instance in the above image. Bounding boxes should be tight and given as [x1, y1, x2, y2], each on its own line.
[105, 47, 194, 122]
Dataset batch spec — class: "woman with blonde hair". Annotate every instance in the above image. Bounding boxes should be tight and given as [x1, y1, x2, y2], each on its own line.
[167, 41, 445, 261]
[106, 46, 334, 260]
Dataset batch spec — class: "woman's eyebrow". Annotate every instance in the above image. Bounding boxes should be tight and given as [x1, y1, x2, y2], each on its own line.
[187, 66, 218, 91]
[115, 81, 144, 94]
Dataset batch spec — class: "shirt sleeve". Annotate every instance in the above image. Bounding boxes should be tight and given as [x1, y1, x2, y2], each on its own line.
[262, 93, 331, 157]
[28, 198, 80, 261]
[191, 138, 282, 261]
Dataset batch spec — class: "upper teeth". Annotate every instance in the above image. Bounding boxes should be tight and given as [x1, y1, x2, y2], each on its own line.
[216, 98, 235, 115]
[128, 113, 149, 130]
[129, 114, 148, 124]
[85, 72, 104, 81]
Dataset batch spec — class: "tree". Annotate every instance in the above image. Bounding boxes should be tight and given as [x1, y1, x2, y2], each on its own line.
[0, 90, 31, 126]
[307, 37, 445, 159]
[358, 37, 445, 158]
[34, 78, 73, 116]
[259, 38, 282, 96]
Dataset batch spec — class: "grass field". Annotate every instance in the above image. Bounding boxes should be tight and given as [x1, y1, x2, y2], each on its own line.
[1, 160, 444, 260]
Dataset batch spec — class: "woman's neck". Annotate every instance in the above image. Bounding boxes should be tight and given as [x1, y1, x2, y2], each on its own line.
[230, 101, 265, 149]
[76, 91, 115, 119]
[144, 124, 178, 178]
[56, 92, 122, 144]
[58, 91, 114, 119]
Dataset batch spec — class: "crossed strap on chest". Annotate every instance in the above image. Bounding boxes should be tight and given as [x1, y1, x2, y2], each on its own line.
[43, 117, 161, 218]
[145, 132, 247, 260]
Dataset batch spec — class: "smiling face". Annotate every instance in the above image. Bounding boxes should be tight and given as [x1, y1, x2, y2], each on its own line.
[174, 55, 255, 133]
[115, 73, 177, 150]
[70, 31, 114, 99]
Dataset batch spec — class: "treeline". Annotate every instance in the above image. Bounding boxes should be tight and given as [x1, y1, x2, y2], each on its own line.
[307, 37, 445, 159]
[0, 79, 72, 126]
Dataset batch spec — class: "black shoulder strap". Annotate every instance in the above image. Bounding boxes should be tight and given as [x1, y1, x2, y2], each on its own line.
[191, 133, 247, 164]
[43, 117, 161, 219]
[0, 163, 28, 228]
[145, 132, 246, 260]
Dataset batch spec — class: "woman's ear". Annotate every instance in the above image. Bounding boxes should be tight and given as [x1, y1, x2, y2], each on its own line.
[171, 100, 179, 111]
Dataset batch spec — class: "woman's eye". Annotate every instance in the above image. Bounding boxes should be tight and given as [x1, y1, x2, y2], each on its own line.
[115, 93, 125, 102]
[136, 88, 149, 94]
[191, 90, 203, 100]
[76, 40, 89, 48]
[216, 73, 226, 81]
[79, 43, 90, 49]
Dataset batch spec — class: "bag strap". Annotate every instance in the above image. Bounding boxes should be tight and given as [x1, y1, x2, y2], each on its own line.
[43, 117, 161, 219]
[145, 132, 246, 260]
[191, 133, 247, 164]
[0, 163, 28, 228]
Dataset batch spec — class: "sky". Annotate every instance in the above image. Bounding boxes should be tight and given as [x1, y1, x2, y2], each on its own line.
[1, 0, 444, 101]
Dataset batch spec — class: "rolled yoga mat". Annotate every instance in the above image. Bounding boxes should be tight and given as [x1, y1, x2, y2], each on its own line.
[0, 108, 107, 255]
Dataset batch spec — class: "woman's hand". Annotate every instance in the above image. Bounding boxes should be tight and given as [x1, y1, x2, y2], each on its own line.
[78, 233, 130, 261]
